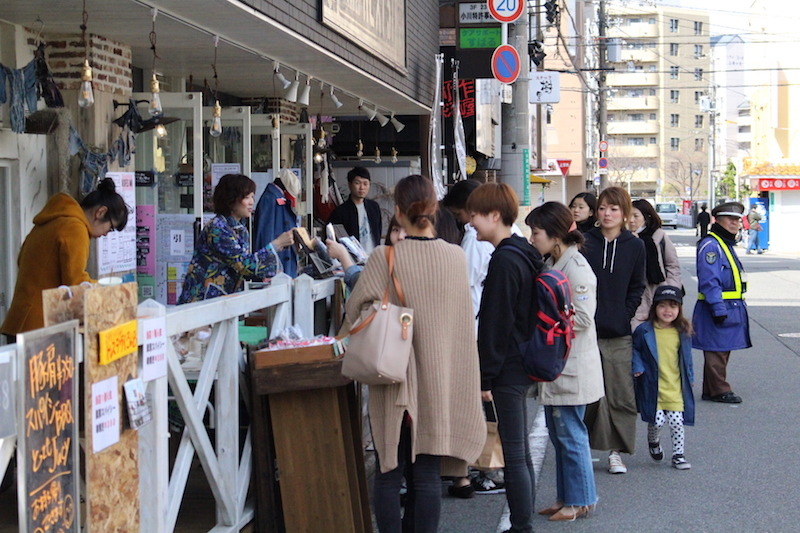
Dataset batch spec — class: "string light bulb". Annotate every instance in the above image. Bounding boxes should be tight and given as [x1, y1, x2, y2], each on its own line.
[210, 100, 223, 137]
[78, 59, 94, 108]
[356, 139, 363, 158]
[374, 147, 382, 164]
[391, 147, 398, 164]
[149, 74, 163, 116]
[271, 115, 280, 141]
[155, 124, 168, 138]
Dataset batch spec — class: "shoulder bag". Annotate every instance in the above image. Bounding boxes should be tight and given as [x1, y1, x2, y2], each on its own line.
[342, 246, 414, 385]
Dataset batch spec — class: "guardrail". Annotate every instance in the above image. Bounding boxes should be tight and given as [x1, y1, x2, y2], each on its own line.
[1, 272, 342, 532]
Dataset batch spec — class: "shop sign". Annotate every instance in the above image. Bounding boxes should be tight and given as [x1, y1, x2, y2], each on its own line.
[757, 178, 800, 190]
[443, 79, 476, 119]
[459, 2, 493, 24]
[530, 71, 560, 103]
[459, 27, 502, 49]
[99, 320, 138, 365]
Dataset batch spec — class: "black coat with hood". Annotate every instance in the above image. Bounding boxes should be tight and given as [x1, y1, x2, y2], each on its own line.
[477, 235, 544, 391]
[581, 227, 646, 338]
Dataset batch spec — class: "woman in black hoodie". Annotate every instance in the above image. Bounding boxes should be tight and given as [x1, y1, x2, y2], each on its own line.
[580, 187, 646, 475]
[467, 183, 543, 533]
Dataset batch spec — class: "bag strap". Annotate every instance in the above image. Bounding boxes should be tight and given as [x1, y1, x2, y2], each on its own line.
[349, 246, 405, 336]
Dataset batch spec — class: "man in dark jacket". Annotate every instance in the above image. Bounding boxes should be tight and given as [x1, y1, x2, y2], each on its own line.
[327, 167, 382, 254]
[696, 204, 711, 239]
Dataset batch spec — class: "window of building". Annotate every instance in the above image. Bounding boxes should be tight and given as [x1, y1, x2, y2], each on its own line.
[628, 89, 644, 97]
[695, 45, 703, 58]
[649, 89, 657, 96]
[670, 137, 680, 150]
[648, 65, 657, 72]
[670, 43, 679, 56]
[695, 91, 703, 104]
[670, 90, 680, 103]
[607, 114, 616, 121]
[650, 137, 657, 144]
[649, 18, 657, 24]
[649, 113, 657, 120]
[628, 113, 645, 121]
[629, 18, 642, 24]
[695, 114, 704, 128]
[739, 108, 751, 117]
[738, 125, 751, 133]
[670, 66, 679, 79]
[670, 19, 679, 32]
[694, 68, 704, 81]
[627, 137, 645, 146]
[738, 141, 751, 151]
[670, 114, 680, 127]
[694, 21, 703, 35]
[695, 138, 705, 151]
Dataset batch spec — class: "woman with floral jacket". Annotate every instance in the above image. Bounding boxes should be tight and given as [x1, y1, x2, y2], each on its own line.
[178, 174, 293, 304]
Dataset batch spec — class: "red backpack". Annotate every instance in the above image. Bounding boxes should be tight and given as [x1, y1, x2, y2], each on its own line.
[506, 247, 576, 382]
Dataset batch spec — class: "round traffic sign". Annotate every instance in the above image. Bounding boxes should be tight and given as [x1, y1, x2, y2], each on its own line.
[599, 140, 609, 152]
[491, 44, 521, 84]
[598, 157, 609, 169]
[488, 0, 525, 23]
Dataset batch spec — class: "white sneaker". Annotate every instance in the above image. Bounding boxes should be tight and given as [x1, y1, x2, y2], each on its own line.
[608, 452, 627, 474]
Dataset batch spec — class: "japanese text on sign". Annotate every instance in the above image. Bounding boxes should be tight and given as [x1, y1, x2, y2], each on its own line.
[91, 376, 120, 453]
[443, 79, 476, 119]
[140, 316, 167, 382]
[99, 320, 138, 365]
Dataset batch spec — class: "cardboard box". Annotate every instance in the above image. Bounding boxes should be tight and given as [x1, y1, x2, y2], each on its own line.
[252, 342, 337, 369]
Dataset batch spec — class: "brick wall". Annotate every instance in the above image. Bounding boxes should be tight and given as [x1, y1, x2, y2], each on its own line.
[242, 0, 439, 106]
[38, 33, 132, 97]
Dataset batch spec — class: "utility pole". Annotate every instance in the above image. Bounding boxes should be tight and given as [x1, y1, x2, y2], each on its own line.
[501, 11, 531, 202]
[597, 0, 609, 191]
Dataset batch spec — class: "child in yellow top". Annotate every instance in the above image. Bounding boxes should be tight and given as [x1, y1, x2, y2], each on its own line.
[632, 285, 695, 470]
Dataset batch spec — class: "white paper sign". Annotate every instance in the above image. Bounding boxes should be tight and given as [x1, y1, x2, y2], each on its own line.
[169, 230, 186, 256]
[0, 346, 15, 439]
[91, 376, 120, 453]
[211, 163, 242, 190]
[140, 316, 167, 382]
[98, 172, 137, 275]
[529, 71, 561, 104]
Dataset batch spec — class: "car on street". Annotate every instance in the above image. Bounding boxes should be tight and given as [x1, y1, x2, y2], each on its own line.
[656, 202, 678, 228]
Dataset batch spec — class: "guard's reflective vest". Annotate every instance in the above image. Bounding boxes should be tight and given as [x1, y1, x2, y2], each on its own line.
[698, 231, 744, 300]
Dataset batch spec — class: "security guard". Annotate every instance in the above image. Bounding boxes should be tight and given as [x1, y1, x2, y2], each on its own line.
[692, 202, 751, 403]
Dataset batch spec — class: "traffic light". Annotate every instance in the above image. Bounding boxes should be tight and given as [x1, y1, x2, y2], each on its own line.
[544, 0, 559, 24]
[529, 41, 547, 67]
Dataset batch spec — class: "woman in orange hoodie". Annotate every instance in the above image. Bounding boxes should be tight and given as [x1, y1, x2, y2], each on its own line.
[1, 178, 128, 342]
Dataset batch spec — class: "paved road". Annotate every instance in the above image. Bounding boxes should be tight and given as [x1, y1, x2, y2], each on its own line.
[439, 229, 800, 532]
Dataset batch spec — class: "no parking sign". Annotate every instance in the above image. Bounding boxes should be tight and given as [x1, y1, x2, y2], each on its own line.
[491, 44, 521, 84]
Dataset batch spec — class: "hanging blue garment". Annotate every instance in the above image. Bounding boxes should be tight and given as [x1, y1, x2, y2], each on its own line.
[253, 182, 299, 277]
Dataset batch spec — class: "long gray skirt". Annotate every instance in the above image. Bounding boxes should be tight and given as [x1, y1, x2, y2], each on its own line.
[584, 336, 637, 454]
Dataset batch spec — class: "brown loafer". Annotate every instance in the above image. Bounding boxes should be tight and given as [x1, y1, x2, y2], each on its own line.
[537, 502, 563, 516]
[549, 506, 589, 522]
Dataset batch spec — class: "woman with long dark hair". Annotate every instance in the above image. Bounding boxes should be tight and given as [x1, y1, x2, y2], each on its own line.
[526, 202, 604, 521]
[628, 199, 682, 329]
[345, 175, 485, 532]
[569, 192, 597, 233]
[581, 187, 646, 475]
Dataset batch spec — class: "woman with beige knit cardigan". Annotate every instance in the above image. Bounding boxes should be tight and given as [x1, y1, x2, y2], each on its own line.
[345, 175, 486, 532]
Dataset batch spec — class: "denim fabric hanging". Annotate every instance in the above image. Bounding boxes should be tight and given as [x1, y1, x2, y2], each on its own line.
[0, 66, 7, 105]
[6, 67, 26, 133]
[23, 61, 38, 114]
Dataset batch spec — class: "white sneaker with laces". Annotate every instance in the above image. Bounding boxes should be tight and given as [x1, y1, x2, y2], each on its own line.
[608, 452, 627, 474]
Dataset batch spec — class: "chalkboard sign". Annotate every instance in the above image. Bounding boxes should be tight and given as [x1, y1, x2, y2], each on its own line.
[17, 321, 80, 533]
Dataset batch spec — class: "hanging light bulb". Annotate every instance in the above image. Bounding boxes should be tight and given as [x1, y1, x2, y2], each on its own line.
[271, 114, 280, 141]
[374, 147, 382, 164]
[78, 59, 94, 108]
[356, 139, 363, 158]
[155, 123, 168, 138]
[149, 74, 163, 116]
[210, 100, 223, 137]
[391, 147, 398, 164]
[314, 152, 324, 164]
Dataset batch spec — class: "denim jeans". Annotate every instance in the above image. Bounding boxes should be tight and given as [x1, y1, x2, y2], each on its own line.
[494, 384, 536, 533]
[373, 420, 441, 533]
[748, 229, 760, 251]
[544, 405, 598, 507]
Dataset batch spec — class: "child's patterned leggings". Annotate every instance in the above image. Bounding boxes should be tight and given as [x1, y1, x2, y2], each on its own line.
[647, 410, 685, 456]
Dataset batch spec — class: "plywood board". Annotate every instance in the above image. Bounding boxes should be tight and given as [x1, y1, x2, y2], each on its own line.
[42, 284, 94, 327]
[83, 282, 140, 532]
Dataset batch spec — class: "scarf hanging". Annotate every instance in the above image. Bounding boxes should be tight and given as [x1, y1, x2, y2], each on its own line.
[639, 225, 665, 285]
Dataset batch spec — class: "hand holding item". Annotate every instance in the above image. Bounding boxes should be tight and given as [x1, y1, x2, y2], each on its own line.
[481, 390, 493, 402]
[271, 229, 294, 252]
[326, 238, 355, 270]
[713, 314, 727, 325]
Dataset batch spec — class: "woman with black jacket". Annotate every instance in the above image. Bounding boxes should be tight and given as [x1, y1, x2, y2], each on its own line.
[467, 183, 543, 533]
[581, 187, 646, 475]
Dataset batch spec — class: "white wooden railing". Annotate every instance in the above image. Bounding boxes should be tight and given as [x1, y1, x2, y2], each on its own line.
[1, 273, 343, 532]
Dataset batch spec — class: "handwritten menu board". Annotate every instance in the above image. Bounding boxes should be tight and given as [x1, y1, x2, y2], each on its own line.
[17, 321, 79, 533]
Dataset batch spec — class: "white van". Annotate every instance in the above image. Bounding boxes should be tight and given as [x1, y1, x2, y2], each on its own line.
[656, 202, 678, 228]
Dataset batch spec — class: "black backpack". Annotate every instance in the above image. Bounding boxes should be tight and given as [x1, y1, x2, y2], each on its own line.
[507, 247, 575, 381]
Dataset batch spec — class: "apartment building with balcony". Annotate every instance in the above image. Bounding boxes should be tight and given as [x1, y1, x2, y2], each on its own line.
[604, 4, 711, 201]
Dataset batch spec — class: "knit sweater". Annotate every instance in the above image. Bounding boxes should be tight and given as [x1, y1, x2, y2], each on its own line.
[2, 193, 93, 335]
[345, 239, 486, 473]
